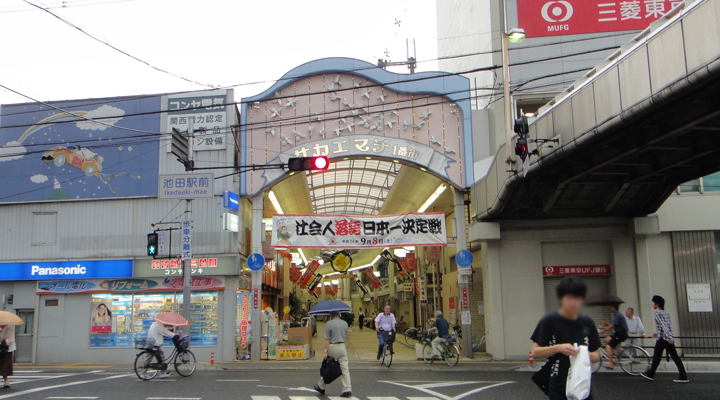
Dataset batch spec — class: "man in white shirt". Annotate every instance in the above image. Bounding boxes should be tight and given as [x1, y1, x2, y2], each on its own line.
[146, 321, 179, 378]
[625, 307, 646, 347]
[374, 305, 396, 360]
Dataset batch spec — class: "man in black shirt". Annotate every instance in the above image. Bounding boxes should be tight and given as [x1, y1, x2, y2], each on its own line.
[427, 311, 450, 359]
[599, 303, 628, 370]
[531, 278, 601, 400]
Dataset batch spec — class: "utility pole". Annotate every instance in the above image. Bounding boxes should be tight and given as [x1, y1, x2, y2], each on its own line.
[454, 188, 473, 358]
[181, 119, 194, 335]
[250, 193, 264, 361]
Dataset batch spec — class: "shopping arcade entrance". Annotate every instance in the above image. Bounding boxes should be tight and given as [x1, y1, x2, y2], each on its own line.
[238, 57, 476, 361]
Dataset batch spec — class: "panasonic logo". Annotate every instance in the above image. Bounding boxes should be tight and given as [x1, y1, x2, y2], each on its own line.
[31, 265, 87, 276]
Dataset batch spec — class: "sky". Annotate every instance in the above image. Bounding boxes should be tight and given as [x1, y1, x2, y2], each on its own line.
[0, 0, 440, 105]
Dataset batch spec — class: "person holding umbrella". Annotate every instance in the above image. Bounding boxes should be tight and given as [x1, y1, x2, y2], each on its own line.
[0, 311, 23, 390]
[146, 313, 182, 379]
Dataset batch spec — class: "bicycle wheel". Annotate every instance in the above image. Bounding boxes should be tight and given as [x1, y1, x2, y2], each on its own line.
[134, 351, 158, 381]
[404, 328, 417, 346]
[422, 343, 434, 364]
[445, 344, 460, 366]
[618, 346, 651, 376]
[174, 350, 197, 377]
[383, 343, 393, 368]
[591, 356, 603, 374]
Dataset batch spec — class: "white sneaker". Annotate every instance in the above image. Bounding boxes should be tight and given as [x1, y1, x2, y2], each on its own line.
[673, 379, 689, 383]
[159, 372, 172, 379]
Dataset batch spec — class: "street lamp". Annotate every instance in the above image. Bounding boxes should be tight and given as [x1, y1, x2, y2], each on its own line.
[503, 27, 526, 170]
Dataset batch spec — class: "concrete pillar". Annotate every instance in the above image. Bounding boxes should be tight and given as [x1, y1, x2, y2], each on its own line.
[630, 216, 661, 326]
[482, 240, 505, 360]
[250, 193, 263, 361]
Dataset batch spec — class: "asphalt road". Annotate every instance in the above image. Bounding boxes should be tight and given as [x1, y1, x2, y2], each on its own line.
[1, 369, 717, 400]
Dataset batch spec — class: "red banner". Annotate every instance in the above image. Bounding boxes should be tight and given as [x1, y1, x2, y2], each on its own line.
[543, 265, 612, 276]
[299, 260, 320, 288]
[405, 253, 417, 273]
[364, 268, 383, 289]
[427, 246, 441, 263]
[517, 0, 671, 38]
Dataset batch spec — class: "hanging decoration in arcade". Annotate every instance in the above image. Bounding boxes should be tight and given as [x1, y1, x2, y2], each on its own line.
[272, 212, 447, 249]
[330, 251, 353, 272]
[405, 253, 417, 273]
[311, 286, 322, 298]
[324, 284, 337, 297]
[298, 260, 320, 288]
[364, 268, 383, 289]
[307, 273, 323, 292]
[355, 279, 369, 294]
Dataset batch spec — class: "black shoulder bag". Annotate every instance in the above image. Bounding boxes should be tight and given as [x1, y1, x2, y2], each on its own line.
[531, 354, 556, 396]
[0, 340, 8, 356]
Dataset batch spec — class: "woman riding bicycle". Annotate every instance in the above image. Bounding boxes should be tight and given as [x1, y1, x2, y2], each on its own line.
[427, 311, 450, 360]
[146, 321, 179, 379]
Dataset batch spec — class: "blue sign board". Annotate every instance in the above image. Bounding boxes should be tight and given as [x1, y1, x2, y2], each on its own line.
[223, 190, 239, 211]
[0, 259, 133, 281]
[456, 250, 474, 268]
[247, 253, 265, 271]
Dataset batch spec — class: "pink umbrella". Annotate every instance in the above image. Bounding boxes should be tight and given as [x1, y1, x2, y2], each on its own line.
[154, 312, 188, 326]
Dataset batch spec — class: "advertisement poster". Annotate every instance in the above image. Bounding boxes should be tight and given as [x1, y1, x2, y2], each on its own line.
[237, 291, 253, 350]
[272, 212, 447, 249]
[516, 0, 672, 38]
[0, 96, 161, 203]
[37, 276, 225, 294]
[89, 294, 133, 347]
[165, 90, 229, 151]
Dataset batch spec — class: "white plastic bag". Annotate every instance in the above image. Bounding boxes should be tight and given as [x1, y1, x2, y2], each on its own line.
[566, 344, 592, 400]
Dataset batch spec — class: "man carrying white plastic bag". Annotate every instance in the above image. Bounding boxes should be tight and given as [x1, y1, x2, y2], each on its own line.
[531, 278, 601, 400]
[566, 344, 592, 400]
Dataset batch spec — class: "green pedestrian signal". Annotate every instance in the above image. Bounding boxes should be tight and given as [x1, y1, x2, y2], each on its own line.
[147, 233, 159, 257]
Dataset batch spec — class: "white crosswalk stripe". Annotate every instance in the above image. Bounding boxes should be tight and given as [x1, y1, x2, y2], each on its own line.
[251, 397, 281, 400]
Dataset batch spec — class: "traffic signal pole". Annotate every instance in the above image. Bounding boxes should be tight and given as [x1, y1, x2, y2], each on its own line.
[250, 193, 264, 361]
[182, 200, 193, 336]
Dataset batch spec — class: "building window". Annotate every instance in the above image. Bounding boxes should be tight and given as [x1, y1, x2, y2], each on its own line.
[679, 179, 700, 193]
[703, 172, 720, 192]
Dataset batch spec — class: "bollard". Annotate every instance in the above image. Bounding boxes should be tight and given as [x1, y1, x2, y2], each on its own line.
[211, 352, 215, 365]
[529, 351, 533, 365]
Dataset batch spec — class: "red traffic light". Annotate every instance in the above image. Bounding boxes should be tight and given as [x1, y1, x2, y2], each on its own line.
[287, 156, 330, 172]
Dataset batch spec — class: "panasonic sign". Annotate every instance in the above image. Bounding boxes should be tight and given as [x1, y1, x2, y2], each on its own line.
[1, 260, 133, 281]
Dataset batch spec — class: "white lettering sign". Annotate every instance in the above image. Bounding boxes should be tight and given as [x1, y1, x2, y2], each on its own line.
[31, 265, 87, 276]
[158, 173, 214, 200]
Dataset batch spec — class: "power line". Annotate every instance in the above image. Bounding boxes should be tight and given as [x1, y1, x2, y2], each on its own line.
[22, 0, 214, 89]
[0, 0, 133, 14]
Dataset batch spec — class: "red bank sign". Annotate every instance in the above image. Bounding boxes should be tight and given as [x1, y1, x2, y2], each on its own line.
[517, 0, 679, 37]
[543, 265, 612, 276]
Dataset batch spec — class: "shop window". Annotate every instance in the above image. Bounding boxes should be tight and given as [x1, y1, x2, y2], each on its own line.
[32, 212, 57, 246]
[177, 291, 219, 346]
[90, 294, 133, 347]
[133, 293, 177, 347]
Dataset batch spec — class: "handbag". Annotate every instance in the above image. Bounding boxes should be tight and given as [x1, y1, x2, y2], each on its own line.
[320, 356, 342, 384]
[0, 340, 8, 356]
[531, 355, 555, 395]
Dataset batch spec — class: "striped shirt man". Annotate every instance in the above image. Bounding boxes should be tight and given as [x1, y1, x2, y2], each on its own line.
[654, 309, 674, 341]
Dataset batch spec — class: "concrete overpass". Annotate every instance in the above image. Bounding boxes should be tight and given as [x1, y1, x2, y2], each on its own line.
[473, 0, 720, 221]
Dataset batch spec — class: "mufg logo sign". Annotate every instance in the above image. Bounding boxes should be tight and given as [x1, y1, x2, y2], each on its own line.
[0, 260, 133, 281]
[541, 1, 574, 22]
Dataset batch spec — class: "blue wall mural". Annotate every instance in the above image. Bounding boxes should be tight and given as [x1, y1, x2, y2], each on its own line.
[0, 96, 161, 203]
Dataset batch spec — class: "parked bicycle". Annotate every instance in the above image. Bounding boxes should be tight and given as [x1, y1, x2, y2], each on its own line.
[591, 342, 650, 376]
[422, 333, 460, 366]
[134, 335, 196, 380]
[404, 318, 435, 346]
[379, 330, 395, 368]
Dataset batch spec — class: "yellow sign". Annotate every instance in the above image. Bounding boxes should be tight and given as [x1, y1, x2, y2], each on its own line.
[330, 251, 352, 272]
[277, 345, 307, 360]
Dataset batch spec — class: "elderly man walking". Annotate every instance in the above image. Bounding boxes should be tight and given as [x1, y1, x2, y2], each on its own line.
[314, 311, 352, 398]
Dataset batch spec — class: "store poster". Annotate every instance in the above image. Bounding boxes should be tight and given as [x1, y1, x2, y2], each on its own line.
[237, 291, 253, 351]
[90, 295, 133, 347]
[268, 312, 278, 358]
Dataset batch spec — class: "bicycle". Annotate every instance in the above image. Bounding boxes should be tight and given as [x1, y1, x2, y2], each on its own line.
[379, 330, 395, 368]
[422, 334, 460, 366]
[134, 335, 197, 380]
[404, 318, 435, 346]
[591, 342, 651, 376]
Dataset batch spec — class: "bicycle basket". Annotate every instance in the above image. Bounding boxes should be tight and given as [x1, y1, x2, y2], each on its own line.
[173, 335, 190, 350]
[382, 330, 395, 344]
[446, 333, 458, 344]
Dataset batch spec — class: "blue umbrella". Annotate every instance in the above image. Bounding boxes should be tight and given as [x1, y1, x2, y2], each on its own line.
[308, 300, 352, 316]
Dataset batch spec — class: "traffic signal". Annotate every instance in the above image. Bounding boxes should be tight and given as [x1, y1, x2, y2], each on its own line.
[514, 116, 530, 161]
[147, 233, 159, 257]
[515, 136, 529, 161]
[287, 156, 329, 172]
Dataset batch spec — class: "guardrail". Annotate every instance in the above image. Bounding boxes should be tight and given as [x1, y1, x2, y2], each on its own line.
[627, 336, 720, 359]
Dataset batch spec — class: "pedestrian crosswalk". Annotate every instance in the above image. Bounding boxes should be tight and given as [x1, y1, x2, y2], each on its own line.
[9, 371, 82, 386]
[249, 397, 441, 400]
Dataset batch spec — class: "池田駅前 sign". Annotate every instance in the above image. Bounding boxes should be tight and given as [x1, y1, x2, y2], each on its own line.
[271, 212, 447, 249]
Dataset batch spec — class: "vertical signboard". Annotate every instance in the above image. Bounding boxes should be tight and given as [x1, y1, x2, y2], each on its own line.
[165, 90, 229, 151]
[418, 276, 427, 304]
[687, 283, 713, 312]
[181, 221, 192, 260]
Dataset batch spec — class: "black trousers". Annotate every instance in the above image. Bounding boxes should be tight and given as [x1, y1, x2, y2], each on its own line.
[646, 339, 687, 380]
[358, 316, 364, 329]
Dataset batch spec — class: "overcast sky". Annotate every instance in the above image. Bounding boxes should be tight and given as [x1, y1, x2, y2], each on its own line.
[0, 0, 439, 105]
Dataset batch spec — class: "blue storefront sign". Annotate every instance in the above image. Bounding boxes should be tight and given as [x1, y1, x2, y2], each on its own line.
[223, 190, 239, 211]
[0, 259, 133, 281]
